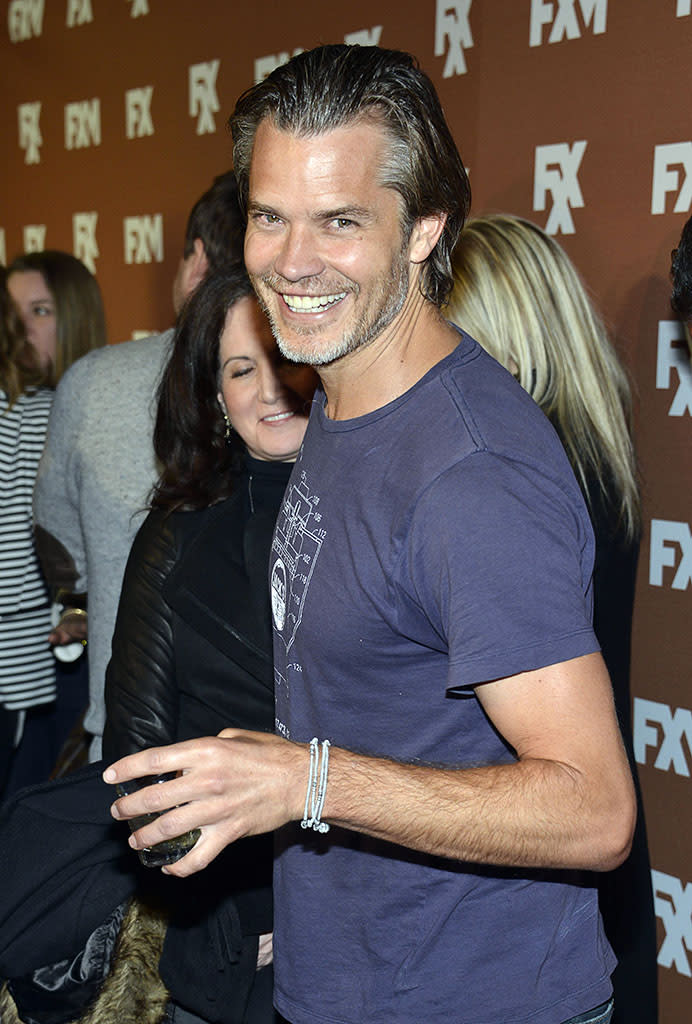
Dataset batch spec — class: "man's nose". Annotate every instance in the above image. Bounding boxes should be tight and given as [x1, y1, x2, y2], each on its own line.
[274, 223, 323, 282]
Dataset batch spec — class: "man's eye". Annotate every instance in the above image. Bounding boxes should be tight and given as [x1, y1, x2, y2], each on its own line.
[333, 218, 355, 229]
[255, 213, 282, 225]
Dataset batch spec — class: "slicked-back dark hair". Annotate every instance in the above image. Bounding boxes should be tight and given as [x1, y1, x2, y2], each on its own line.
[182, 170, 245, 272]
[671, 215, 692, 321]
[230, 44, 471, 307]
[152, 264, 253, 511]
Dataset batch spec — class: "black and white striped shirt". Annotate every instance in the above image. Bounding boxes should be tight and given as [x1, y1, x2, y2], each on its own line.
[0, 387, 56, 710]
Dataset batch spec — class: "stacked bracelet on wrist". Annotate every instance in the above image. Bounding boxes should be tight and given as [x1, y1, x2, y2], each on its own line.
[301, 737, 331, 834]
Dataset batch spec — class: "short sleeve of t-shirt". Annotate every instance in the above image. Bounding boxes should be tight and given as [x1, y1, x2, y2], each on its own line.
[397, 448, 599, 690]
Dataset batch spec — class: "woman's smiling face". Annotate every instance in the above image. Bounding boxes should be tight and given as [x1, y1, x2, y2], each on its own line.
[217, 295, 317, 462]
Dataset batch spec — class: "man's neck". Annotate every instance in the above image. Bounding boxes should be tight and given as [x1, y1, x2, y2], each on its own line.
[319, 301, 458, 421]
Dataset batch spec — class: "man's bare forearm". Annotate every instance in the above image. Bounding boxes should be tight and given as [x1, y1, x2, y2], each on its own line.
[319, 746, 634, 872]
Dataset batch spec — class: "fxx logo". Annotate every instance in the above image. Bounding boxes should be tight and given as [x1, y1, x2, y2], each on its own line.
[254, 49, 304, 84]
[435, 1, 473, 77]
[189, 61, 219, 135]
[678, 1, 691, 16]
[652, 870, 692, 977]
[127, 0, 149, 15]
[652, 143, 692, 215]
[66, 0, 92, 26]
[126, 87, 154, 139]
[254, 27, 383, 85]
[533, 141, 586, 234]
[7, 0, 44, 41]
[529, 0, 607, 46]
[65, 99, 101, 149]
[635, 697, 692, 774]
[18, 102, 42, 164]
[0, 230, 5, 267]
[23, 225, 46, 252]
[649, 520, 692, 591]
[656, 321, 692, 415]
[74, 213, 99, 274]
[124, 215, 163, 264]
[344, 26, 382, 46]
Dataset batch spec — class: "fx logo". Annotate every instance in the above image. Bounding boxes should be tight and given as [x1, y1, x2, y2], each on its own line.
[126, 87, 154, 138]
[649, 520, 692, 591]
[651, 143, 692, 215]
[65, 100, 101, 149]
[529, 0, 607, 46]
[18, 102, 42, 164]
[189, 61, 219, 135]
[23, 225, 46, 252]
[678, 0, 691, 16]
[127, 0, 149, 15]
[73, 213, 99, 274]
[652, 871, 692, 977]
[344, 26, 383, 46]
[634, 698, 692, 775]
[533, 141, 586, 234]
[7, 0, 44, 41]
[66, 0, 92, 26]
[124, 215, 163, 264]
[254, 49, 304, 84]
[435, 0, 473, 77]
[656, 321, 692, 416]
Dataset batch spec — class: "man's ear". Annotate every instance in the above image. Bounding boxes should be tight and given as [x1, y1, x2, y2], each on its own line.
[409, 213, 447, 264]
[188, 237, 210, 290]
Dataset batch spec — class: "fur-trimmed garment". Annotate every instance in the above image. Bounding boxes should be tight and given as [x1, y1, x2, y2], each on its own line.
[1, 899, 168, 1024]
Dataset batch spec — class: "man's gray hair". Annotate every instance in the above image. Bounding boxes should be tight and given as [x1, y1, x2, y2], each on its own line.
[229, 44, 471, 308]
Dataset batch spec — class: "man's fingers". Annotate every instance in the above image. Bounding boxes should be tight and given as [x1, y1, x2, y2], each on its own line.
[103, 739, 209, 785]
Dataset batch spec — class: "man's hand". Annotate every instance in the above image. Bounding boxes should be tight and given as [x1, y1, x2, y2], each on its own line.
[103, 730, 308, 876]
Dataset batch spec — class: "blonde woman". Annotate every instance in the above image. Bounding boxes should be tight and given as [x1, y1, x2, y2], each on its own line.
[448, 213, 654, 1024]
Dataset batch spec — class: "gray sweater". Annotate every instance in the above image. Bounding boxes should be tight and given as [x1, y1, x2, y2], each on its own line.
[33, 330, 173, 756]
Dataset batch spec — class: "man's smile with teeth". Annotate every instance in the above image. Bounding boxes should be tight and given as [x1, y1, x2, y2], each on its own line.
[282, 292, 346, 312]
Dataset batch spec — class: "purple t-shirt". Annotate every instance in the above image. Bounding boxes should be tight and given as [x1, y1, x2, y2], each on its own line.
[271, 333, 615, 1024]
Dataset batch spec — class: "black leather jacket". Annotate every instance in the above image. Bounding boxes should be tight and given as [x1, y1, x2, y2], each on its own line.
[103, 490, 278, 759]
[0, 466, 291, 1024]
[102, 471, 290, 1022]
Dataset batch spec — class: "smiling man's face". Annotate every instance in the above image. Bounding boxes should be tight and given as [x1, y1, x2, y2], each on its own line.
[244, 118, 418, 367]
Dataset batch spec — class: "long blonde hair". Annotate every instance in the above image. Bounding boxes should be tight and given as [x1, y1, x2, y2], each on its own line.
[447, 214, 640, 540]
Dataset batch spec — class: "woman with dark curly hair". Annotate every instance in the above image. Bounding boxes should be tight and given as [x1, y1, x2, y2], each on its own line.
[0, 265, 310, 1022]
[101, 263, 315, 1024]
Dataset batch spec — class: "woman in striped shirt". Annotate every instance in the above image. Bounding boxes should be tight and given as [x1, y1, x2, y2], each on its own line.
[1, 254, 106, 796]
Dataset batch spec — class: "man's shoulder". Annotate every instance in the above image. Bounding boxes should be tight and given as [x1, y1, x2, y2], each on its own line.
[59, 330, 173, 390]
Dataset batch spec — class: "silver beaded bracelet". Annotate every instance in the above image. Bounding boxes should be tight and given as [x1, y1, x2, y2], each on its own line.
[301, 737, 331, 834]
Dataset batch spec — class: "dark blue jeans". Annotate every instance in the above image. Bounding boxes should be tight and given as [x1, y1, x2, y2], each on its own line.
[562, 998, 614, 1024]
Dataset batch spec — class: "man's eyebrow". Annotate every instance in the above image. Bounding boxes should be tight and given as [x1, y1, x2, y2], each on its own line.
[317, 205, 373, 221]
[247, 200, 375, 223]
[247, 199, 279, 216]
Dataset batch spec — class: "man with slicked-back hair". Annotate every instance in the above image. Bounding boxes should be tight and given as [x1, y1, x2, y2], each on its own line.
[107, 46, 635, 1024]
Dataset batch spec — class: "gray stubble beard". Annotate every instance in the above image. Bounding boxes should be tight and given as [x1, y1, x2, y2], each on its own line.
[250, 244, 411, 367]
